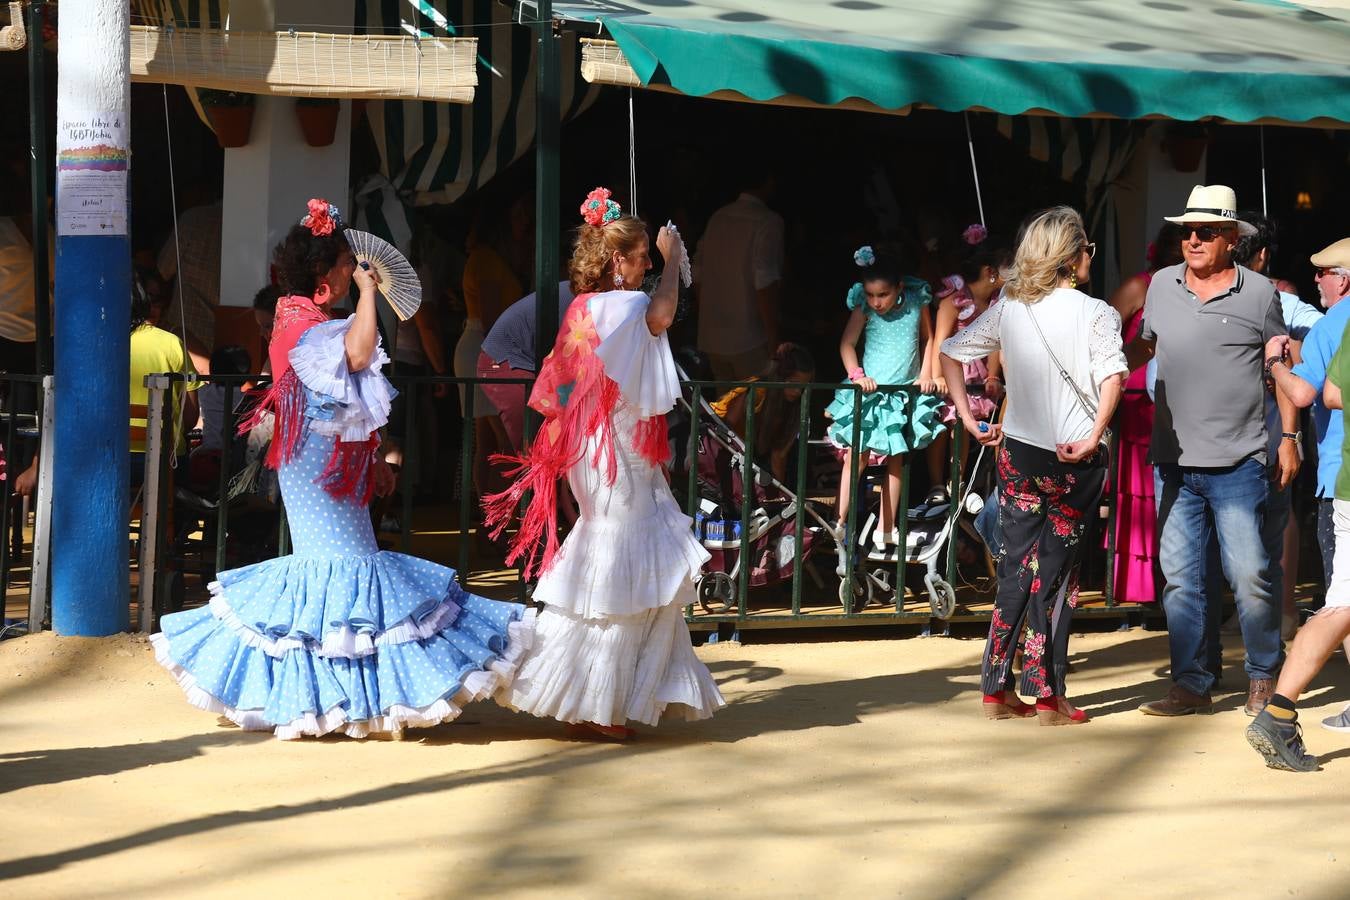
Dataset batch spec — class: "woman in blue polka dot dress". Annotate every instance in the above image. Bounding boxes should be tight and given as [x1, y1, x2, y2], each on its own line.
[150, 199, 535, 740]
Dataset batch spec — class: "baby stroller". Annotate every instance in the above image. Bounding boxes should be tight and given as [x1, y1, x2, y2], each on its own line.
[676, 369, 835, 614]
[834, 417, 1001, 620]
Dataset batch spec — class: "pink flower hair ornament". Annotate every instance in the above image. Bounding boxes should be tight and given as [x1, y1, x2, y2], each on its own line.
[962, 223, 988, 246]
[301, 198, 343, 237]
[580, 187, 623, 227]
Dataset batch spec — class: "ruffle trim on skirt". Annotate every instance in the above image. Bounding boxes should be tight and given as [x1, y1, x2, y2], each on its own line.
[824, 386, 943, 459]
[496, 598, 724, 728]
[152, 605, 535, 740]
[212, 550, 472, 650]
[204, 587, 463, 659]
[532, 493, 711, 619]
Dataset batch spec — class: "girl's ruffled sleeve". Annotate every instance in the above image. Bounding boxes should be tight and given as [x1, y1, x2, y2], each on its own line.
[287, 318, 396, 441]
[590, 290, 680, 418]
[904, 276, 934, 307]
[845, 282, 864, 311]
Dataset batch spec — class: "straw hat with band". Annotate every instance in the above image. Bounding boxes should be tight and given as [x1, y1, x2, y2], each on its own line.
[1164, 185, 1256, 237]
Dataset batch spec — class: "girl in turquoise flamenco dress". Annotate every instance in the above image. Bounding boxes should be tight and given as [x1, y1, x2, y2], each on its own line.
[826, 246, 943, 570]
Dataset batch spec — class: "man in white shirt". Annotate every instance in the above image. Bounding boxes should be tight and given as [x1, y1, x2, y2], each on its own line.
[694, 172, 784, 380]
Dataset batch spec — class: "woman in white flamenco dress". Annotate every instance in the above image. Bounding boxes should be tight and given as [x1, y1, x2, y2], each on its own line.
[486, 189, 724, 740]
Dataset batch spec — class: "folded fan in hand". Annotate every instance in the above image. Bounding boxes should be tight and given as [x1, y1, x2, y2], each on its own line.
[344, 228, 422, 321]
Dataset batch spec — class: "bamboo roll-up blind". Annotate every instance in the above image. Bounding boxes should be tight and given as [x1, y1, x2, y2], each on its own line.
[130, 26, 477, 103]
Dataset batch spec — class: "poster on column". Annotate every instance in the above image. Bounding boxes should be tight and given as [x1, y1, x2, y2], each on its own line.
[56, 111, 129, 236]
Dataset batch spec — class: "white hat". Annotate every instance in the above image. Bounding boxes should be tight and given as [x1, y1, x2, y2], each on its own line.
[1164, 185, 1256, 236]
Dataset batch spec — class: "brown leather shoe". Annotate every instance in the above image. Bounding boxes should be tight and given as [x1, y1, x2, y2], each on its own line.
[1138, 685, 1214, 716]
[1246, 678, 1274, 717]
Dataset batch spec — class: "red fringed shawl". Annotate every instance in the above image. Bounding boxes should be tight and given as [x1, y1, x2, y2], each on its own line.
[239, 294, 381, 505]
[483, 293, 670, 578]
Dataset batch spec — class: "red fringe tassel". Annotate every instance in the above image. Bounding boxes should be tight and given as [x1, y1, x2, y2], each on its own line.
[484, 369, 671, 579]
[319, 435, 380, 505]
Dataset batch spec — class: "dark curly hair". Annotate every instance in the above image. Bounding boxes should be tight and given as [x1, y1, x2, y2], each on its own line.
[272, 224, 350, 296]
[956, 234, 1012, 286]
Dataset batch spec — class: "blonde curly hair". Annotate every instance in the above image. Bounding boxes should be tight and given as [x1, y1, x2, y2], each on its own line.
[1003, 206, 1089, 304]
[569, 216, 649, 294]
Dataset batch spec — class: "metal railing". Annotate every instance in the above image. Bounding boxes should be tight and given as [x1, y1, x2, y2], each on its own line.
[123, 372, 1138, 633]
[1, 373, 54, 637]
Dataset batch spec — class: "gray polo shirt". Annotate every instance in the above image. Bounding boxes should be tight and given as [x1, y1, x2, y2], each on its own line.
[1140, 262, 1284, 467]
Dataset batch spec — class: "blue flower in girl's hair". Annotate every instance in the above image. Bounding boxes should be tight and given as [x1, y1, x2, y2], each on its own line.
[846, 282, 865, 310]
[853, 245, 875, 267]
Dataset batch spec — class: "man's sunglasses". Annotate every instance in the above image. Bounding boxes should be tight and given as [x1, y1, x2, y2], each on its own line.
[1183, 225, 1234, 242]
[1316, 267, 1345, 279]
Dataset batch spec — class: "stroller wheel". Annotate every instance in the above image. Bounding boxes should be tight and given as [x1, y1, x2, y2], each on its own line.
[928, 579, 957, 620]
[698, 571, 737, 615]
[838, 576, 873, 613]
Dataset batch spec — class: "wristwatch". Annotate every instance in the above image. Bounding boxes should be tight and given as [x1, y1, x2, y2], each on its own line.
[1282, 431, 1301, 442]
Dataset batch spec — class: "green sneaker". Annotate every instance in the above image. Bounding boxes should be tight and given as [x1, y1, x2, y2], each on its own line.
[1246, 709, 1319, 773]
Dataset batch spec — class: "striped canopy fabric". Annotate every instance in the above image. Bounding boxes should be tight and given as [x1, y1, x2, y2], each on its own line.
[134, 1, 598, 204]
[535, 0, 1350, 126]
[359, 0, 599, 204]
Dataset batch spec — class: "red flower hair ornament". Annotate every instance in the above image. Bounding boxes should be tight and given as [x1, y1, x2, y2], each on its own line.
[301, 198, 343, 237]
[580, 187, 622, 227]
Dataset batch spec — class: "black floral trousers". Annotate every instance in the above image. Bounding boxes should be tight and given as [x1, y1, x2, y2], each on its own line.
[981, 439, 1106, 698]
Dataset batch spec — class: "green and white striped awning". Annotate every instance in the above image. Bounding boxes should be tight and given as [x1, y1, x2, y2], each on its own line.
[360, 0, 599, 203]
[534, 0, 1350, 126]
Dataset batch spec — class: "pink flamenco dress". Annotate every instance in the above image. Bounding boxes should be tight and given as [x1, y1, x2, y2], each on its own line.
[935, 275, 997, 424]
[484, 290, 724, 728]
[1110, 306, 1159, 603]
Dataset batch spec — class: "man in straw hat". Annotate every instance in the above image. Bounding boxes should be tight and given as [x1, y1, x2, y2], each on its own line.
[1127, 185, 1298, 719]
[1248, 237, 1350, 771]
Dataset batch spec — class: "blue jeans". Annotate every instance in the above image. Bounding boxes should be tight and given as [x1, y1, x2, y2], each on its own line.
[1155, 459, 1283, 694]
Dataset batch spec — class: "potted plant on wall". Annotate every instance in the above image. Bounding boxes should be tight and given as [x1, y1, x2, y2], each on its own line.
[294, 97, 341, 147]
[197, 89, 256, 148]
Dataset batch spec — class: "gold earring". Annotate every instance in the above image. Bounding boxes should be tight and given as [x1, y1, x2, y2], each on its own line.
[1069, 273, 1077, 289]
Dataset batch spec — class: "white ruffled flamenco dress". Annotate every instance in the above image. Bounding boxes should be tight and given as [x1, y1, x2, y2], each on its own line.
[485, 290, 725, 727]
[152, 310, 535, 739]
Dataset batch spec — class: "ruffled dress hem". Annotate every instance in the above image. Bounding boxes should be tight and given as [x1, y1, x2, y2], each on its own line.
[495, 601, 724, 728]
[152, 611, 535, 740]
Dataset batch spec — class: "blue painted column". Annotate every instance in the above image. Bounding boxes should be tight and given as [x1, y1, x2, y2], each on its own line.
[51, 0, 131, 635]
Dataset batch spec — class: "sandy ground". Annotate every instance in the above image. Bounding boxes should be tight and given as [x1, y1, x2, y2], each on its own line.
[3, 627, 1350, 899]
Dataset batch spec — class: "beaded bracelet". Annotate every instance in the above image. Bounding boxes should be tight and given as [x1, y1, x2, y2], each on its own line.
[848, 367, 866, 382]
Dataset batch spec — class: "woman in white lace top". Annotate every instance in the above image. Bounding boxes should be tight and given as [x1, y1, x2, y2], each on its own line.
[940, 206, 1127, 726]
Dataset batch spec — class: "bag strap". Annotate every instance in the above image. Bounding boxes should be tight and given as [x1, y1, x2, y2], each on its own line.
[1025, 302, 1100, 424]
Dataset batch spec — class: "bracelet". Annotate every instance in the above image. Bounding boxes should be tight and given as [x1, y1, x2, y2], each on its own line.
[848, 367, 866, 382]
[984, 375, 1003, 384]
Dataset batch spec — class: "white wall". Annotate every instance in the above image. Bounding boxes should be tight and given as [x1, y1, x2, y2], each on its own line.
[218, 0, 354, 307]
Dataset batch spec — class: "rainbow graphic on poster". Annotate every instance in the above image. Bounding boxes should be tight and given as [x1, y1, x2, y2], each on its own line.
[58, 144, 129, 172]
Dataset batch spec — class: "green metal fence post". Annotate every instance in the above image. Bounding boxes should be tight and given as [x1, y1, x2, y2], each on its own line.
[214, 377, 232, 574]
[738, 387, 755, 619]
[400, 378, 417, 554]
[458, 382, 475, 577]
[791, 385, 810, 616]
[844, 387, 862, 614]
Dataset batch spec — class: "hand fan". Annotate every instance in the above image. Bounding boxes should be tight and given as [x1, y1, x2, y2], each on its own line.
[344, 228, 422, 321]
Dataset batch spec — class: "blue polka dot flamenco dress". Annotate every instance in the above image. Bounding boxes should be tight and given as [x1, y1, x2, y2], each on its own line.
[151, 311, 535, 739]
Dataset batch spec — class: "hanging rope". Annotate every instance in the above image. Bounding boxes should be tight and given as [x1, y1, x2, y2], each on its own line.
[964, 111, 986, 228]
[627, 88, 638, 216]
[1260, 125, 1268, 216]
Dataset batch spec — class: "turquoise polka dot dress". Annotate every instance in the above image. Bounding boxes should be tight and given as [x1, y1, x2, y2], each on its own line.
[151, 318, 535, 739]
[826, 276, 944, 459]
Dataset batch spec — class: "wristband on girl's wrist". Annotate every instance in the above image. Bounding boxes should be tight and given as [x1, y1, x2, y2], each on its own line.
[848, 367, 866, 382]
